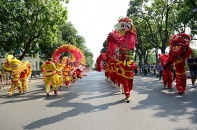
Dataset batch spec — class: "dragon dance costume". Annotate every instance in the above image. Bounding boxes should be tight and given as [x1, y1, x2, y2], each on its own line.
[63, 64, 73, 87]
[121, 56, 137, 103]
[55, 61, 63, 90]
[96, 17, 138, 103]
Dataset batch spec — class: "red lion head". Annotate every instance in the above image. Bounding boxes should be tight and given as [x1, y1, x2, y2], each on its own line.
[168, 33, 192, 62]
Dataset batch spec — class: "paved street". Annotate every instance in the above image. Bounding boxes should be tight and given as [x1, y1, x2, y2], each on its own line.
[0, 71, 197, 130]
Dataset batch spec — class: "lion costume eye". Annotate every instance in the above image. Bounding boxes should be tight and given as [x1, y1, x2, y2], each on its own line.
[183, 36, 189, 42]
[127, 24, 132, 29]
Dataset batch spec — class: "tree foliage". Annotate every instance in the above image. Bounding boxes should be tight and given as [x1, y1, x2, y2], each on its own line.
[175, 0, 197, 37]
[84, 48, 94, 67]
[0, 0, 94, 67]
[0, 0, 68, 60]
[127, 0, 196, 65]
[100, 40, 107, 53]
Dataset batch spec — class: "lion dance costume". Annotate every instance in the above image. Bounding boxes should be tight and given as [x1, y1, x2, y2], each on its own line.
[168, 33, 193, 94]
[20, 61, 32, 92]
[121, 55, 137, 102]
[7, 58, 23, 96]
[5, 55, 32, 96]
[159, 54, 173, 89]
[2, 55, 13, 82]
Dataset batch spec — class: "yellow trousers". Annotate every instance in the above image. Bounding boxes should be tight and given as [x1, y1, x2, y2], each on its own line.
[21, 79, 28, 91]
[8, 81, 22, 95]
[45, 75, 57, 93]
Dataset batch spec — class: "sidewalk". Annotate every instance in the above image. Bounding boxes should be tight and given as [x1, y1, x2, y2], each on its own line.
[137, 71, 191, 78]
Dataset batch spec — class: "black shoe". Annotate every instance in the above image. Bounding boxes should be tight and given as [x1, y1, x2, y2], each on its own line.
[7, 93, 12, 96]
[125, 97, 130, 103]
[178, 92, 185, 95]
[47, 93, 49, 97]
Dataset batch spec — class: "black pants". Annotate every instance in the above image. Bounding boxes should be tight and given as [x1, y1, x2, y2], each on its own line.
[144, 69, 147, 75]
[153, 69, 156, 75]
[159, 71, 163, 80]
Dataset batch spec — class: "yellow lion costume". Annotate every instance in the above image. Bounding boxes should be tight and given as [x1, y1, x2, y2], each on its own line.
[7, 58, 23, 96]
[20, 61, 32, 92]
[4, 55, 32, 96]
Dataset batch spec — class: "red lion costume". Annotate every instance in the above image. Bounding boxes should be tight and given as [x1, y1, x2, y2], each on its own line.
[159, 54, 173, 89]
[168, 33, 193, 94]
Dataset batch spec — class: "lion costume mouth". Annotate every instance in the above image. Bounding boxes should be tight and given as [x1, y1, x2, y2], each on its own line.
[172, 42, 182, 52]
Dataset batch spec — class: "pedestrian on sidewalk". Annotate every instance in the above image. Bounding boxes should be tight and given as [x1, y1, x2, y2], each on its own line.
[171, 64, 176, 81]
[157, 62, 163, 80]
[143, 62, 148, 75]
[187, 53, 197, 88]
[0, 70, 2, 82]
[152, 63, 156, 75]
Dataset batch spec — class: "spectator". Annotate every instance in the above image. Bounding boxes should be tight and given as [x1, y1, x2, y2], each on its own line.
[147, 62, 151, 73]
[171, 64, 176, 81]
[0, 70, 2, 82]
[152, 63, 156, 75]
[143, 62, 148, 75]
[157, 62, 164, 80]
[187, 53, 197, 88]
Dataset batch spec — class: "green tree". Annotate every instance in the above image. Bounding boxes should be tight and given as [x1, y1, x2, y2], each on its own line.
[175, 0, 197, 37]
[60, 22, 86, 51]
[134, 18, 157, 66]
[128, 0, 174, 53]
[0, 0, 68, 60]
[100, 40, 107, 53]
[84, 48, 94, 67]
[40, 21, 87, 59]
[60, 22, 78, 45]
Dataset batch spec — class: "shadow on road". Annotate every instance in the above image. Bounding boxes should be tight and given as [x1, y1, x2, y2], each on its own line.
[133, 74, 197, 126]
[1, 71, 197, 129]
[24, 91, 124, 129]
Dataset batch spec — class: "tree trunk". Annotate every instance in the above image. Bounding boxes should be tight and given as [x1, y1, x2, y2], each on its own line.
[18, 33, 40, 60]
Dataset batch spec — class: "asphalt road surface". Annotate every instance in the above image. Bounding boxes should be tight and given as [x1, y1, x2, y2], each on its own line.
[0, 71, 197, 130]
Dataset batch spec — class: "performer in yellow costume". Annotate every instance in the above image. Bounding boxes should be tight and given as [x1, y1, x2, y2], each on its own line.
[7, 58, 23, 96]
[41, 58, 60, 96]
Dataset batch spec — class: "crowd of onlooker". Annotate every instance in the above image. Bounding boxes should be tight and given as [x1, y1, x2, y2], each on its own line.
[134, 62, 176, 80]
